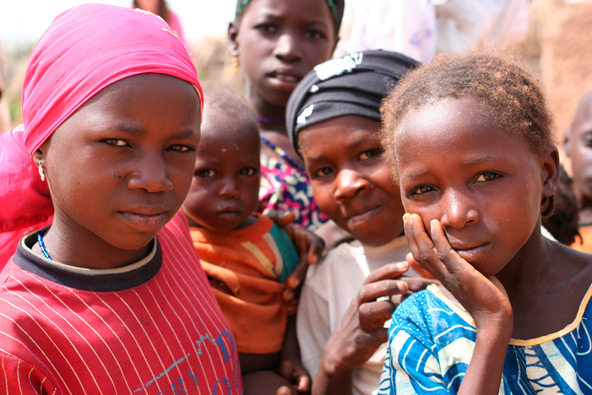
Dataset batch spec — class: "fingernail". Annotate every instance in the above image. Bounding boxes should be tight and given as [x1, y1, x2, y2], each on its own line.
[430, 219, 437, 232]
[396, 261, 408, 270]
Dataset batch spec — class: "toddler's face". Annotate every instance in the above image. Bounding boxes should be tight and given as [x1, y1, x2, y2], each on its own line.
[38, 74, 201, 256]
[182, 115, 261, 232]
[396, 97, 556, 276]
[299, 115, 405, 246]
[567, 94, 592, 202]
[230, 0, 337, 107]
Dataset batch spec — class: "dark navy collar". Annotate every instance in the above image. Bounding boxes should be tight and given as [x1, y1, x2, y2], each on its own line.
[13, 228, 162, 292]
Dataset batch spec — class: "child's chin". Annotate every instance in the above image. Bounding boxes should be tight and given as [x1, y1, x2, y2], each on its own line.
[353, 231, 401, 247]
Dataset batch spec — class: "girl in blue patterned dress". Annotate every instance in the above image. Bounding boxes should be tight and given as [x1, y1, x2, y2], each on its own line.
[378, 51, 592, 394]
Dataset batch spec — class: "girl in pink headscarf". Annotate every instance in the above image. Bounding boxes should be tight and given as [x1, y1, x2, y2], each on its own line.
[0, 4, 241, 393]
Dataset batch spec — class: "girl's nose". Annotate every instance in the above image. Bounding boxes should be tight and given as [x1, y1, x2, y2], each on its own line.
[273, 32, 302, 62]
[333, 169, 369, 200]
[127, 152, 173, 192]
[217, 176, 241, 199]
[439, 189, 480, 229]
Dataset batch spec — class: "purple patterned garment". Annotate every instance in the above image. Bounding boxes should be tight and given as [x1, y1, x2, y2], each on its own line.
[258, 154, 328, 231]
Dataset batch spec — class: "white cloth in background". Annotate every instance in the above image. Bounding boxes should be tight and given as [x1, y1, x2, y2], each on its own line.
[435, 0, 530, 53]
[335, 0, 437, 62]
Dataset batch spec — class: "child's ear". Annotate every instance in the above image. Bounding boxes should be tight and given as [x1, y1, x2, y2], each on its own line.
[227, 21, 239, 56]
[540, 145, 560, 198]
[563, 129, 572, 158]
[33, 146, 45, 165]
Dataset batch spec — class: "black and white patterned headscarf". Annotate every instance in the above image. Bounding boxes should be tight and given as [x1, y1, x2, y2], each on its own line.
[286, 50, 419, 154]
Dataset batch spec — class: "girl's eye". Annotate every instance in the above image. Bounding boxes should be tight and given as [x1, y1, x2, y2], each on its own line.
[196, 169, 215, 178]
[475, 172, 502, 182]
[103, 138, 128, 147]
[169, 144, 192, 152]
[305, 29, 326, 39]
[311, 166, 333, 179]
[359, 149, 382, 161]
[239, 167, 258, 176]
[410, 185, 434, 195]
[255, 23, 277, 33]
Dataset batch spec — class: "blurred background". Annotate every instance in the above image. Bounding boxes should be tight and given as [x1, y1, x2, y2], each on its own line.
[1, 0, 591, 144]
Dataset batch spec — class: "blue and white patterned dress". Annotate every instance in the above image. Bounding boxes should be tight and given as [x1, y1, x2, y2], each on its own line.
[379, 284, 592, 394]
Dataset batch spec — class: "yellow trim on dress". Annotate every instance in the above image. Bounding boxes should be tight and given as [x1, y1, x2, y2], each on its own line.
[428, 282, 592, 346]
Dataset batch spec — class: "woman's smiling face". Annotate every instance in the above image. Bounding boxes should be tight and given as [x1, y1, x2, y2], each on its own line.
[395, 97, 555, 276]
[299, 115, 405, 246]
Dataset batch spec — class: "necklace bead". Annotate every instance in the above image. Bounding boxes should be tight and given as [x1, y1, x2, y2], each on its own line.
[37, 233, 52, 260]
[259, 133, 307, 174]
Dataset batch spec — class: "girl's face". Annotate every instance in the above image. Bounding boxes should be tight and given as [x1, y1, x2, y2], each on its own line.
[37, 74, 201, 263]
[299, 116, 405, 246]
[229, 0, 337, 107]
[182, 112, 261, 233]
[395, 97, 558, 276]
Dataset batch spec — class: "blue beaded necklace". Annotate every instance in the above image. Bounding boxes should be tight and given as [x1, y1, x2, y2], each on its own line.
[259, 133, 307, 174]
[37, 233, 52, 260]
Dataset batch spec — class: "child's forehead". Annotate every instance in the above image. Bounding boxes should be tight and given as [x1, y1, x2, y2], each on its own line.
[399, 97, 497, 135]
[200, 121, 259, 150]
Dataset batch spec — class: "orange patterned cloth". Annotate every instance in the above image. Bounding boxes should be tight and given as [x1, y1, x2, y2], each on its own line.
[190, 215, 299, 354]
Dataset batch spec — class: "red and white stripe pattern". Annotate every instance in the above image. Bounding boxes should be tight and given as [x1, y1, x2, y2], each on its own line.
[0, 212, 242, 394]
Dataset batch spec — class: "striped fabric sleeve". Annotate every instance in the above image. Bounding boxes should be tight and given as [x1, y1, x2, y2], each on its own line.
[379, 289, 468, 395]
[379, 324, 450, 394]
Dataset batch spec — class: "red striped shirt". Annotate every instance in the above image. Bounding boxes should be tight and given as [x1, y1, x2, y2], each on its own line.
[0, 211, 242, 394]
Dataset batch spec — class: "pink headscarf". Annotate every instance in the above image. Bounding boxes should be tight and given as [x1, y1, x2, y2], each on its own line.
[22, 3, 202, 155]
[0, 3, 203, 264]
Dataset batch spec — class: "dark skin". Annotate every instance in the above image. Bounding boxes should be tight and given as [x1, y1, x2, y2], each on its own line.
[297, 116, 433, 394]
[227, 0, 338, 199]
[32, 74, 201, 269]
[397, 97, 592, 393]
[182, 105, 322, 394]
[313, 263, 432, 395]
[564, 91, 592, 225]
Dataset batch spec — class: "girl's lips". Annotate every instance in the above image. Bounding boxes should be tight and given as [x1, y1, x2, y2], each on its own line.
[118, 211, 169, 232]
[346, 205, 382, 226]
[267, 71, 302, 91]
[452, 243, 491, 263]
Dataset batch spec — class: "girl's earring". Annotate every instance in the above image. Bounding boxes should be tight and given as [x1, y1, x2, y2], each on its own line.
[38, 162, 46, 182]
[231, 51, 239, 77]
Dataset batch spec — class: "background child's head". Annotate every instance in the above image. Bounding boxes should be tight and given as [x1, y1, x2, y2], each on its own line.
[564, 90, 592, 209]
[381, 51, 559, 272]
[228, 0, 343, 107]
[541, 164, 581, 245]
[21, 4, 201, 259]
[182, 82, 261, 233]
[286, 50, 419, 246]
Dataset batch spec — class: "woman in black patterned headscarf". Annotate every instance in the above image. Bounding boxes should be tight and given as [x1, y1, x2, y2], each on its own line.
[287, 50, 431, 395]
